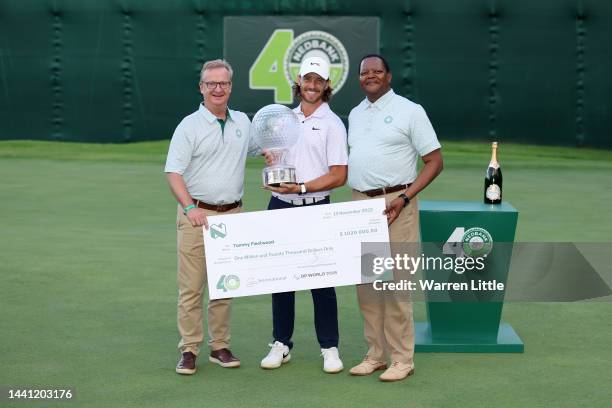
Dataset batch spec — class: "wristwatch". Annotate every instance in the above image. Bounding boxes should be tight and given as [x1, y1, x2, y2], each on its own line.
[298, 183, 307, 195]
[398, 193, 411, 208]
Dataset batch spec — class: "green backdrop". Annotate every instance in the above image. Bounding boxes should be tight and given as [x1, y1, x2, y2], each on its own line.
[0, 0, 609, 147]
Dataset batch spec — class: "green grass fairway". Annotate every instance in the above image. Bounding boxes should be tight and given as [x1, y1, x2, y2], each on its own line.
[1, 141, 611, 407]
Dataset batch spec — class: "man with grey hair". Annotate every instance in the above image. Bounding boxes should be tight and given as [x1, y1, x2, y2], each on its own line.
[165, 59, 252, 375]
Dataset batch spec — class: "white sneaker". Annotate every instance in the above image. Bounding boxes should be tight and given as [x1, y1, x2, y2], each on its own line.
[321, 347, 343, 373]
[260, 341, 291, 369]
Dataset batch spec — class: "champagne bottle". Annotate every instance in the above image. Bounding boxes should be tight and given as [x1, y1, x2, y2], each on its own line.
[484, 142, 503, 204]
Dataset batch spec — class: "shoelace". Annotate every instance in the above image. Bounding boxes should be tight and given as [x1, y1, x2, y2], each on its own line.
[389, 361, 411, 371]
[362, 355, 386, 366]
[363, 354, 381, 363]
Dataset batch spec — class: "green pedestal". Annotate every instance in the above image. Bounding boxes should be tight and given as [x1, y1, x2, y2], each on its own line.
[415, 201, 524, 353]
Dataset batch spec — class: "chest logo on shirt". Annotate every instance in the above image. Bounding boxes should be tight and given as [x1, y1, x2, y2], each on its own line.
[235, 129, 242, 138]
[312, 126, 321, 131]
[384, 115, 393, 124]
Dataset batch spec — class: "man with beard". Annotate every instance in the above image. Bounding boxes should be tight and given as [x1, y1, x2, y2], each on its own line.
[259, 57, 348, 374]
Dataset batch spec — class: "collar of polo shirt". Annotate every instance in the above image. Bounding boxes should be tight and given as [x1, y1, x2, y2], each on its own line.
[365, 88, 396, 111]
[293, 102, 331, 119]
[199, 103, 232, 123]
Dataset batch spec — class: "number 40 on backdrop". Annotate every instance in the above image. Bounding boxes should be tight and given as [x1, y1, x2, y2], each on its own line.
[223, 16, 379, 118]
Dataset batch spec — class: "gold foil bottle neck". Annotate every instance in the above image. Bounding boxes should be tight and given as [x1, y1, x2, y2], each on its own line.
[490, 142, 499, 168]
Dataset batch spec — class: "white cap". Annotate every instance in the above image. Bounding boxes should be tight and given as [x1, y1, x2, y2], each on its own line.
[299, 56, 330, 80]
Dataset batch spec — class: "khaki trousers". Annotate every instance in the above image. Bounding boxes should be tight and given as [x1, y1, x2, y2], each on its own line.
[176, 205, 242, 356]
[352, 190, 419, 367]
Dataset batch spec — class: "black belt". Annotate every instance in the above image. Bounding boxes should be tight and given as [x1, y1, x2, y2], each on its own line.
[359, 184, 411, 197]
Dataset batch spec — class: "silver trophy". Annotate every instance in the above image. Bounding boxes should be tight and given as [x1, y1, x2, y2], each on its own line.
[251, 104, 300, 186]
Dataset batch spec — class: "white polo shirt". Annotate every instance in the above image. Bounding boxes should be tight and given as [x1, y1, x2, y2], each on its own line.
[273, 102, 348, 200]
[348, 89, 441, 191]
[165, 104, 252, 204]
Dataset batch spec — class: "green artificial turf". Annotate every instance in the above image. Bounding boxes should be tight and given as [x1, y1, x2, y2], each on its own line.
[1, 141, 611, 407]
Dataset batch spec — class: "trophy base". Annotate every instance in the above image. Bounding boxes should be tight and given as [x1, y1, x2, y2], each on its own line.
[263, 166, 297, 186]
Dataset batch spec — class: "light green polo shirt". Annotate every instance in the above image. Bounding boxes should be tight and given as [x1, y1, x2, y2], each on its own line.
[165, 104, 251, 204]
[347, 89, 441, 191]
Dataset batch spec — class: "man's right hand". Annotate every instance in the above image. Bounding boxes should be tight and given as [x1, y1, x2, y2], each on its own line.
[186, 207, 209, 229]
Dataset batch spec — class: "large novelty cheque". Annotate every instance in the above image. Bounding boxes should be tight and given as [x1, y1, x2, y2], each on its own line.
[204, 199, 391, 299]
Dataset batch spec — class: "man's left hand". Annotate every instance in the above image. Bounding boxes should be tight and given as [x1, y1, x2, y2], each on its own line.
[383, 197, 404, 226]
[263, 183, 300, 194]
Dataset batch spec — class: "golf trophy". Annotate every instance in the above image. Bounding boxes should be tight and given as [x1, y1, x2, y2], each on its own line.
[251, 104, 300, 186]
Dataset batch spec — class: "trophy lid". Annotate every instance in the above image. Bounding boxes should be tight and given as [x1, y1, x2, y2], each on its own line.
[251, 104, 300, 150]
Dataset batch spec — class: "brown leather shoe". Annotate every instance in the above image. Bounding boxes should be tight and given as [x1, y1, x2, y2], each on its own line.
[209, 348, 241, 368]
[176, 352, 197, 375]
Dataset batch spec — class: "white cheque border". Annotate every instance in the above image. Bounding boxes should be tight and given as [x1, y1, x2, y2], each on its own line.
[204, 198, 391, 300]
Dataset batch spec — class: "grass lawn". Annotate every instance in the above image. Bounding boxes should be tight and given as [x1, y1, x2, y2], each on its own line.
[1, 140, 611, 407]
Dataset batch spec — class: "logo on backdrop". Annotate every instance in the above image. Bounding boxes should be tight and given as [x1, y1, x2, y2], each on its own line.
[249, 29, 349, 104]
[284, 31, 349, 95]
[443, 227, 493, 258]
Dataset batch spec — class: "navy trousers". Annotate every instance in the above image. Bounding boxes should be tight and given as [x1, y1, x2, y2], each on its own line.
[267, 195, 339, 349]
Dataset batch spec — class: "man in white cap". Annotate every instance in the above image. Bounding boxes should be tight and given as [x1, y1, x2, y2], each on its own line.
[259, 56, 348, 374]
